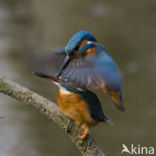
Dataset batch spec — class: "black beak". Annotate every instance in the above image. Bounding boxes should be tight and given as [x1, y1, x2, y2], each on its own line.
[56, 42, 96, 79]
[33, 72, 57, 81]
[56, 54, 73, 78]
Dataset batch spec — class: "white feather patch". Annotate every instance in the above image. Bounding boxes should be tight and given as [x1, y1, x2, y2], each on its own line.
[53, 82, 73, 94]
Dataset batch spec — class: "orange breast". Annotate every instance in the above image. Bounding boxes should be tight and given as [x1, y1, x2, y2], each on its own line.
[57, 90, 97, 128]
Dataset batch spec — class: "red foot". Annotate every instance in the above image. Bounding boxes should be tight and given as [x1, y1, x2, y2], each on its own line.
[80, 129, 88, 139]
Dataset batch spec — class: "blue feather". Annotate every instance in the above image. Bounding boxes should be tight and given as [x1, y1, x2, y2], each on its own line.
[61, 44, 122, 91]
[50, 48, 65, 53]
[80, 90, 112, 122]
[65, 31, 97, 54]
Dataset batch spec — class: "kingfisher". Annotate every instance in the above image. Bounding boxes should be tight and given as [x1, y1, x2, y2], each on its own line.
[33, 73, 112, 139]
[34, 30, 124, 139]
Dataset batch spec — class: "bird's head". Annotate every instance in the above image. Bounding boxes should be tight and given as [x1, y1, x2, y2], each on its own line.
[57, 31, 97, 78]
[65, 30, 97, 55]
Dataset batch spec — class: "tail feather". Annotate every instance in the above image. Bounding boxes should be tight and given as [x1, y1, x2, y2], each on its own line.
[103, 114, 113, 125]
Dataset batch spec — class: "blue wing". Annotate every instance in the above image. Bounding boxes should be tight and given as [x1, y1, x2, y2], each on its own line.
[61, 45, 122, 92]
[50, 48, 65, 53]
[80, 90, 112, 123]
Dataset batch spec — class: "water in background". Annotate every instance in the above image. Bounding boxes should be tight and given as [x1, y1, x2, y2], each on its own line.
[0, 0, 156, 156]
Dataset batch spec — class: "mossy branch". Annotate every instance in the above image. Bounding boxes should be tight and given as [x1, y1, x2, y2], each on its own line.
[0, 77, 105, 156]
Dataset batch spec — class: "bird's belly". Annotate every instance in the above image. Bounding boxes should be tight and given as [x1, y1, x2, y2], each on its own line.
[57, 91, 97, 127]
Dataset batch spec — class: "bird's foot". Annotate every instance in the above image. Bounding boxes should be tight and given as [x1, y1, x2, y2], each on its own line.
[80, 129, 89, 140]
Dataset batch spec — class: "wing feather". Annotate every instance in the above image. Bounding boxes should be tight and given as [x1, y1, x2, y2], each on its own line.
[80, 90, 112, 123]
[61, 45, 122, 91]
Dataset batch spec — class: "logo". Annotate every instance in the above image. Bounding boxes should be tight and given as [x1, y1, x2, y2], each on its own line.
[121, 144, 155, 155]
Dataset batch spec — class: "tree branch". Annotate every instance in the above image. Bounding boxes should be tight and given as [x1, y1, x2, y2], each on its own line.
[0, 77, 105, 156]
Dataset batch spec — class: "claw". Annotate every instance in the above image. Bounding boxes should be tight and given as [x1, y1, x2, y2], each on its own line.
[80, 129, 89, 139]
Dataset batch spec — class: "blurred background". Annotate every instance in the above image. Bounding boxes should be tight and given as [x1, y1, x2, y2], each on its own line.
[0, 0, 156, 156]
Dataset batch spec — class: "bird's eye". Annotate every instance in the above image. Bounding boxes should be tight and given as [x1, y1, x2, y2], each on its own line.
[75, 45, 79, 51]
[68, 45, 79, 57]
[68, 51, 75, 57]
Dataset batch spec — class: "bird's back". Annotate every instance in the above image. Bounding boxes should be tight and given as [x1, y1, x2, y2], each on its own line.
[57, 85, 111, 127]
